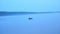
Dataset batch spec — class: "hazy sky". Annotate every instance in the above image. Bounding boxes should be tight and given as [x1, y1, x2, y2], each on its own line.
[0, 0, 60, 12]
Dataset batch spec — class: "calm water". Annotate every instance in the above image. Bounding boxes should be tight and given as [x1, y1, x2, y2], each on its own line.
[0, 13, 60, 34]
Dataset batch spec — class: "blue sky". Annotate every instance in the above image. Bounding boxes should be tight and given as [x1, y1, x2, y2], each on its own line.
[0, 0, 60, 12]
